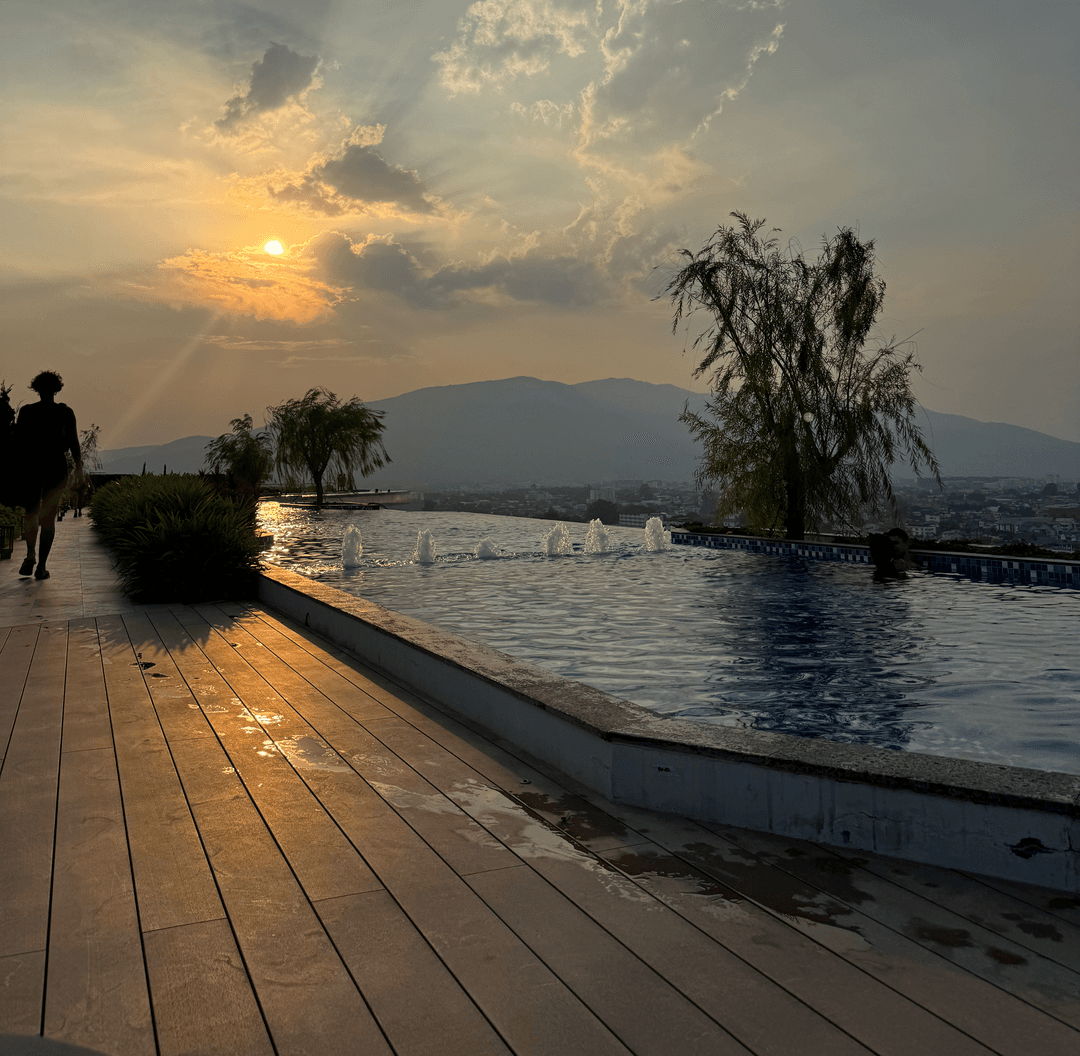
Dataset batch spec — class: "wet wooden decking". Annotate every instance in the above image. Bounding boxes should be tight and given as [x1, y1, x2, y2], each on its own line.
[1, 525, 1079, 1055]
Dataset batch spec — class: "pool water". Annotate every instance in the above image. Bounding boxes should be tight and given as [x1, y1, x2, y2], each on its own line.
[258, 504, 1080, 776]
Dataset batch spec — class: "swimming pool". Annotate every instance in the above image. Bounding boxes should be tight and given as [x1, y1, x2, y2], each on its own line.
[258, 504, 1080, 776]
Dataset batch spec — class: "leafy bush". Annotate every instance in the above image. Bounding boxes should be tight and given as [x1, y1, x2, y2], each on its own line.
[0, 504, 25, 529]
[89, 475, 260, 602]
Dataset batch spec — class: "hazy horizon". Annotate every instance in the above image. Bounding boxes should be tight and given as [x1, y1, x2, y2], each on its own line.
[4, 1, 1077, 449]
[93, 373, 1079, 455]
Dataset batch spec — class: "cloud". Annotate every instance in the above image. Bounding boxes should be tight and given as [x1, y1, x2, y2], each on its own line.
[429, 252, 604, 306]
[585, 1, 785, 148]
[201, 335, 355, 353]
[316, 233, 431, 301]
[216, 42, 320, 131]
[240, 126, 438, 217]
[433, 0, 594, 94]
[510, 99, 577, 129]
[314, 231, 605, 309]
[150, 241, 348, 322]
[435, 1, 784, 152]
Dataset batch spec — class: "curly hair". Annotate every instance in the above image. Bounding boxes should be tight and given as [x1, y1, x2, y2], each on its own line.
[30, 370, 64, 396]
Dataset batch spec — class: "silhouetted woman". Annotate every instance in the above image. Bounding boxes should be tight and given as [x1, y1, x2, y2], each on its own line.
[15, 371, 82, 579]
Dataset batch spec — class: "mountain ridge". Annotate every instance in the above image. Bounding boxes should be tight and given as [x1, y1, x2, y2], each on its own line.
[99, 377, 1079, 485]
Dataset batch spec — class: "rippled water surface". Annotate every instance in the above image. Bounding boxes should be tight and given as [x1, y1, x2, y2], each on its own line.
[259, 504, 1080, 775]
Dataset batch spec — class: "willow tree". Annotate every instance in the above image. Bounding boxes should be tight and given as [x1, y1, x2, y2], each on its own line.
[267, 388, 389, 506]
[204, 414, 273, 506]
[668, 212, 940, 540]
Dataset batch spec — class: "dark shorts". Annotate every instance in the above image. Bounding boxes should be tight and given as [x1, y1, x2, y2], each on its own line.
[22, 455, 68, 513]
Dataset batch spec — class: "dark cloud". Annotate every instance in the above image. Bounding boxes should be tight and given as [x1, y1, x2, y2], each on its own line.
[310, 143, 433, 213]
[317, 234, 429, 301]
[314, 233, 605, 309]
[429, 254, 603, 308]
[216, 42, 319, 131]
[265, 139, 436, 216]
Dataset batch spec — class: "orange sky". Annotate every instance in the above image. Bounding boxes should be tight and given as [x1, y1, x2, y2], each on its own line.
[2, 0, 1077, 448]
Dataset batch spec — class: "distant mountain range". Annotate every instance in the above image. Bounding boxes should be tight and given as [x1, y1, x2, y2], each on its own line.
[99, 376, 1079, 486]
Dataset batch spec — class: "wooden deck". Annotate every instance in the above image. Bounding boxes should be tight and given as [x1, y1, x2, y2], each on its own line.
[1, 524, 1079, 1055]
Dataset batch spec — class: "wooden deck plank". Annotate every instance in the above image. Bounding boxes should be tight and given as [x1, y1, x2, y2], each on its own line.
[965, 875, 1080, 929]
[191, 612, 521, 879]
[316, 890, 514, 1056]
[201, 604, 392, 724]
[329, 727, 524, 879]
[116, 612, 221, 748]
[276, 744, 633, 1055]
[60, 619, 114, 754]
[370, 867, 634, 1056]
[235, 609, 657, 855]
[93, 615, 227, 933]
[339, 672, 1065, 1056]
[710, 823, 1080, 1034]
[365, 714, 995, 1056]
[826, 843, 1080, 973]
[151, 608, 384, 904]
[0, 951, 46, 1036]
[0, 626, 41, 767]
[189, 610, 636, 1053]
[143, 919, 274, 1056]
[466, 864, 753, 1056]
[162, 731, 393, 1056]
[0, 624, 64, 960]
[45, 746, 154, 1056]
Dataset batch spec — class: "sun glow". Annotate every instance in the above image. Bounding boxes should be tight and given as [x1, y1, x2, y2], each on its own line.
[264, 240, 284, 255]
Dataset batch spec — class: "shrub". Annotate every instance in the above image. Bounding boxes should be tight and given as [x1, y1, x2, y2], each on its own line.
[0, 504, 25, 529]
[89, 475, 260, 602]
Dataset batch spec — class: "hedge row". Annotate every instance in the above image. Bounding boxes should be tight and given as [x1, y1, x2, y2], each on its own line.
[90, 475, 261, 603]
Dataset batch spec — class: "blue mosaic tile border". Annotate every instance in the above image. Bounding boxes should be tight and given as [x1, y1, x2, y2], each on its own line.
[671, 532, 1080, 589]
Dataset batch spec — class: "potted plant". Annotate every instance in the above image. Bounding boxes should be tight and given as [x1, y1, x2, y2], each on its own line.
[0, 504, 25, 560]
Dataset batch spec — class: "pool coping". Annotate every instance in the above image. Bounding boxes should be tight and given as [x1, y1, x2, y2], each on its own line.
[258, 564, 1080, 892]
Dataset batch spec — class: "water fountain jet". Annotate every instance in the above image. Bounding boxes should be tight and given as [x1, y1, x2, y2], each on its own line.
[341, 525, 363, 568]
[414, 529, 437, 564]
[584, 518, 610, 553]
[474, 538, 501, 559]
[644, 516, 671, 551]
[543, 523, 572, 556]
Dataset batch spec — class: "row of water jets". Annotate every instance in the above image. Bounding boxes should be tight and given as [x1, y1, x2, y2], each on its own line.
[341, 517, 671, 568]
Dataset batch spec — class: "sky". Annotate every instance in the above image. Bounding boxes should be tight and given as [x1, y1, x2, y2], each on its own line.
[2, 0, 1077, 449]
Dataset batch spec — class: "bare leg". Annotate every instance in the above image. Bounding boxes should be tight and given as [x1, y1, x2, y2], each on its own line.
[20, 503, 39, 575]
[34, 484, 64, 577]
[37, 518, 56, 571]
[21, 526, 38, 574]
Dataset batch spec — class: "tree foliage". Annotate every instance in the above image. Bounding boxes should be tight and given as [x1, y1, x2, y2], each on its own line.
[667, 212, 940, 539]
[266, 388, 389, 506]
[204, 414, 273, 506]
[78, 423, 103, 473]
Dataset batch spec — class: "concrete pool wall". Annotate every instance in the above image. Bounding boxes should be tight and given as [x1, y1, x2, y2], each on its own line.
[258, 564, 1080, 893]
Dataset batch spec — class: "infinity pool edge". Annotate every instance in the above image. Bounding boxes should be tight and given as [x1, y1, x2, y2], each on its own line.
[258, 564, 1080, 892]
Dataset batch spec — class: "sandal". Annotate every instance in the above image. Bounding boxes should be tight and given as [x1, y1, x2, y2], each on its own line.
[19, 558, 35, 576]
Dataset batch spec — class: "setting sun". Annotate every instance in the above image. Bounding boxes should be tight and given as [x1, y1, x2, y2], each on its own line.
[264, 240, 284, 255]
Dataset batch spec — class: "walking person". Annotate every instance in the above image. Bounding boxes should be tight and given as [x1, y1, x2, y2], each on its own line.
[15, 370, 82, 580]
